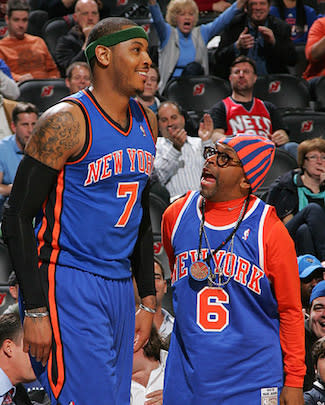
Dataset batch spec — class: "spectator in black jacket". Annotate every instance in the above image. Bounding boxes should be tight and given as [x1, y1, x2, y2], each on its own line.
[213, 0, 297, 78]
[55, 0, 99, 74]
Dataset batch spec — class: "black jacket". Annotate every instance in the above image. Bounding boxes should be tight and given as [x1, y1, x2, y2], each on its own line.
[54, 25, 87, 74]
[304, 381, 325, 404]
[214, 12, 297, 79]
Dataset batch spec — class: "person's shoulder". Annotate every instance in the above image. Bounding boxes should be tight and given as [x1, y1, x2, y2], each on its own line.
[0, 135, 15, 150]
[163, 191, 194, 218]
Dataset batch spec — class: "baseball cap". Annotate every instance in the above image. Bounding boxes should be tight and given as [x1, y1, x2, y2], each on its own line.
[298, 254, 324, 280]
[218, 135, 275, 192]
[310, 280, 325, 305]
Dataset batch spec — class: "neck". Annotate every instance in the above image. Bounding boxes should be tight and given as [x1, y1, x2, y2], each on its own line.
[283, 0, 296, 7]
[90, 83, 130, 128]
[301, 171, 322, 193]
[153, 305, 164, 330]
[232, 91, 253, 103]
[132, 359, 160, 387]
[136, 95, 155, 108]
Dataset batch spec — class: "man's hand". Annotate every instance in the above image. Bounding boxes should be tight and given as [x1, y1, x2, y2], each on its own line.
[198, 113, 214, 141]
[134, 296, 156, 353]
[168, 127, 187, 151]
[145, 389, 163, 404]
[270, 129, 289, 146]
[236, 27, 255, 49]
[212, 0, 231, 12]
[280, 386, 304, 405]
[258, 26, 276, 45]
[23, 308, 52, 366]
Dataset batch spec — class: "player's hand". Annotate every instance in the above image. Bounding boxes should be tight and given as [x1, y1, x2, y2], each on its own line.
[145, 389, 163, 405]
[236, 27, 254, 49]
[198, 113, 214, 141]
[270, 130, 289, 146]
[23, 311, 52, 366]
[279, 386, 304, 405]
[134, 296, 156, 352]
[258, 25, 276, 45]
[168, 127, 187, 151]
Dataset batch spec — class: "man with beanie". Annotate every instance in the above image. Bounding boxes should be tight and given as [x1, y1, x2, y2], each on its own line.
[305, 280, 325, 391]
[162, 135, 305, 404]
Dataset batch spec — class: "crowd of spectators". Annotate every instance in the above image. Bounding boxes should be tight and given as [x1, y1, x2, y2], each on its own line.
[1, 0, 325, 403]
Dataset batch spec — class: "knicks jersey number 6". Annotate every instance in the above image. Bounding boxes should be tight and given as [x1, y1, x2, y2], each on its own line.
[197, 287, 229, 332]
[115, 182, 139, 227]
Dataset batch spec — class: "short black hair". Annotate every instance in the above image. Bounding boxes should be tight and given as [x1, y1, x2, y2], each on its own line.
[86, 17, 138, 71]
[0, 313, 22, 348]
[6, 0, 30, 18]
[230, 56, 257, 75]
[12, 102, 38, 125]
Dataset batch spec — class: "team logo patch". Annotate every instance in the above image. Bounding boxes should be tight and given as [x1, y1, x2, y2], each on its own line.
[301, 120, 314, 133]
[268, 81, 281, 93]
[193, 83, 205, 96]
[0, 293, 6, 306]
[242, 228, 250, 241]
[41, 85, 54, 98]
[153, 241, 163, 255]
[69, 402, 75, 405]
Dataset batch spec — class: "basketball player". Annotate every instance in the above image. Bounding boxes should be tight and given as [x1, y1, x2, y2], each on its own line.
[1, 17, 158, 405]
[161, 135, 305, 404]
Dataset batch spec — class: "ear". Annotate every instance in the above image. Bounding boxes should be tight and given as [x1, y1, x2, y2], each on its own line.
[240, 176, 251, 192]
[10, 121, 16, 134]
[163, 279, 167, 294]
[94, 45, 111, 67]
[5, 15, 8, 25]
[2, 339, 13, 358]
[65, 78, 70, 89]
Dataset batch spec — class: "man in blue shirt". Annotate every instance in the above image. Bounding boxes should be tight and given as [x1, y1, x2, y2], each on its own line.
[0, 102, 38, 215]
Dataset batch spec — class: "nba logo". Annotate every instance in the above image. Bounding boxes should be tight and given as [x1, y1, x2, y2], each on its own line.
[41, 86, 54, 98]
[301, 120, 313, 133]
[268, 81, 281, 93]
[193, 83, 205, 96]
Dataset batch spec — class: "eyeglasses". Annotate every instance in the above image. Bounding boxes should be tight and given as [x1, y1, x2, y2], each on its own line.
[203, 146, 242, 168]
[304, 154, 325, 162]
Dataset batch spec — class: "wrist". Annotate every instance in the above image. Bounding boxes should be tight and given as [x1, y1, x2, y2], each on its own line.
[24, 307, 49, 318]
[139, 303, 156, 313]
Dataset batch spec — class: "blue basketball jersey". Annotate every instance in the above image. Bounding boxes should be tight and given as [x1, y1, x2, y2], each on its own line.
[164, 191, 283, 404]
[35, 89, 156, 279]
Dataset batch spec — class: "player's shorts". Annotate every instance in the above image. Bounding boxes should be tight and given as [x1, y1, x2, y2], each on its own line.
[33, 265, 135, 405]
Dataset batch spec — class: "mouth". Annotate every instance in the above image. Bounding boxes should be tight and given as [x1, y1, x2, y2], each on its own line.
[137, 71, 148, 80]
[201, 169, 216, 185]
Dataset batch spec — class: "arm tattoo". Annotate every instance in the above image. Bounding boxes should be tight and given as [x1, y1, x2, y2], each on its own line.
[27, 111, 81, 167]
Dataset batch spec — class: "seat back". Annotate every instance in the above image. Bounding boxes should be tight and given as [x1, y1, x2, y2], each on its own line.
[27, 10, 48, 38]
[313, 76, 325, 112]
[18, 79, 70, 113]
[281, 110, 325, 143]
[163, 75, 231, 112]
[0, 286, 16, 316]
[253, 74, 311, 110]
[288, 43, 308, 77]
[255, 148, 298, 199]
[42, 17, 71, 59]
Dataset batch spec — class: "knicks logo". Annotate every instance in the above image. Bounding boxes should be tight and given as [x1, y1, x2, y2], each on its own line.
[268, 81, 281, 93]
[301, 120, 313, 133]
[41, 86, 54, 98]
[193, 83, 205, 96]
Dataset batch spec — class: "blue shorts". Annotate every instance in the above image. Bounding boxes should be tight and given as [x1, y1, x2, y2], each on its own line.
[32, 265, 135, 405]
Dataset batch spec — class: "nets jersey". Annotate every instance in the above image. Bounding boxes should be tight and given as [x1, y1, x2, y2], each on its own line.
[35, 89, 156, 279]
[163, 191, 283, 404]
[224, 96, 273, 138]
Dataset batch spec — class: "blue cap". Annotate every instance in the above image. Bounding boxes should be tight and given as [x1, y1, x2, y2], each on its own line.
[310, 280, 325, 305]
[298, 254, 323, 279]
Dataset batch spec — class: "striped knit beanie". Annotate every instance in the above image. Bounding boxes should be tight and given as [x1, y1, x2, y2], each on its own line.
[218, 135, 275, 192]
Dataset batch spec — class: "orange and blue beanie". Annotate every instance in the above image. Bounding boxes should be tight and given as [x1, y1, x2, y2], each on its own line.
[218, 135, 275, 192]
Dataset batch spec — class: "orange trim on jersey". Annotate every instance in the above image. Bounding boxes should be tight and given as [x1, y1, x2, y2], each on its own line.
[37, 196, 49, 257]
[82, 90, 133, 136]
[63, 97, 93, 166]
[136, 100, 157, 147]
[47, 171, 65, 399]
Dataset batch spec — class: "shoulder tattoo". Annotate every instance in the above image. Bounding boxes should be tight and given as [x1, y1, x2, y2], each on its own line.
[27, 111, 81, 167]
